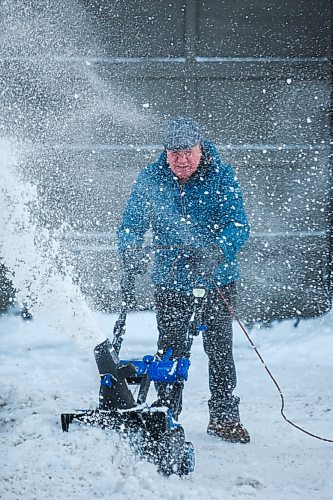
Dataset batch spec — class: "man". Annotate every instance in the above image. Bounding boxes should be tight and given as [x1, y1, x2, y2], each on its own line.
[118, 117, 250, 443]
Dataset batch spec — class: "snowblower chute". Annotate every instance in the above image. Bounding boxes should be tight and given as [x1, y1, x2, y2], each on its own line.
[61, 337, 195, 476]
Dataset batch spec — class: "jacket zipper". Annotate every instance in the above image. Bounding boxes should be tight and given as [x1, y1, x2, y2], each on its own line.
[177, 181, 191, 246]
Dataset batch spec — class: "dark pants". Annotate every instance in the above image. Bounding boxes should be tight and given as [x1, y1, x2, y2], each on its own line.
[154, 283, 240, 423]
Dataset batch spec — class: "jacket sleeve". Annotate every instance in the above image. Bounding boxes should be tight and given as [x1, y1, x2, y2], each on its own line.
[216, 164, 250, 261]
[117, 170, 151, 255]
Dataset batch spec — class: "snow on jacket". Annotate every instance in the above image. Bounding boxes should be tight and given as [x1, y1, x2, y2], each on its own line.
[118, 141, 250, 293]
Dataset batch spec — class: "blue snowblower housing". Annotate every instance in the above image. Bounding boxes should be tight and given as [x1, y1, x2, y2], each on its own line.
[61, 339, 195, 476]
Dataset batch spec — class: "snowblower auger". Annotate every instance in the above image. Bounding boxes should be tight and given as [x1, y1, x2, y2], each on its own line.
[60, 338, 195, 476]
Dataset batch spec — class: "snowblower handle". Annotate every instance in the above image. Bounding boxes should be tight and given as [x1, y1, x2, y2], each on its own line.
[112, 270, 138, 354]
[112, 305, 127, 355]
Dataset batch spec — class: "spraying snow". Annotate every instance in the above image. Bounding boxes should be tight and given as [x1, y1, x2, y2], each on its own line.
[0, 140, 104, 348]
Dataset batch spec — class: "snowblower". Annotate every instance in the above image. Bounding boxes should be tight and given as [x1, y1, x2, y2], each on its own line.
[60, 275, 197, 476]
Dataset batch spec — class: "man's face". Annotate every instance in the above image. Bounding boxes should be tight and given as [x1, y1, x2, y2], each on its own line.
[166, 144, 202, 182]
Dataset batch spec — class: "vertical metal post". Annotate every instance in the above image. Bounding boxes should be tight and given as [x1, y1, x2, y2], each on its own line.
[185, 0, 198, 62]
[328, 13, 333, 299]
[184, 0, 198, 116]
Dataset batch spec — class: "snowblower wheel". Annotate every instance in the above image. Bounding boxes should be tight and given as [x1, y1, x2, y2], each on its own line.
[179, 441, 195, 476]
[156, 427, 186, 476]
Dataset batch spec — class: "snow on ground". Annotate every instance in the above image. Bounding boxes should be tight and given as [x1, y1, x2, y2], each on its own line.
[1, 307, 333, 500]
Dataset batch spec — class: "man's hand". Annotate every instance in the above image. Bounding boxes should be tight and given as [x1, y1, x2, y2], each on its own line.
[183, 245, 224, 277]
[120, 247, 151, 309]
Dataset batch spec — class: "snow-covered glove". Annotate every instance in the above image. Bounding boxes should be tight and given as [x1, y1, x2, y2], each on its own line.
[183, 244, 224, 277]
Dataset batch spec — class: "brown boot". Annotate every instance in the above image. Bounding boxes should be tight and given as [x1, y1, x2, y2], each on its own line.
[207, 420, 250, 443]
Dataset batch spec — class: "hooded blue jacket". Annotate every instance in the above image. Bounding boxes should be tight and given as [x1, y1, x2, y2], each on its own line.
[118, 141, 250, 293]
